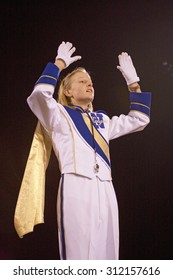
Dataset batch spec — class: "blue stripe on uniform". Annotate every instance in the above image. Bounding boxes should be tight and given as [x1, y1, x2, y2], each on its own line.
[64, 106, 111, 168]
[60, 174, 66, 260]
[130, 103, 150, 116]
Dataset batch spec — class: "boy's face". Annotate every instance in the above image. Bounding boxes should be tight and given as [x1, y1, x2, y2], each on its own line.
[65, 71, 94, 108]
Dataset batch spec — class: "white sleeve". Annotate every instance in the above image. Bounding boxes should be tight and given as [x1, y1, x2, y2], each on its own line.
[27, 84, 61, 132]
[109, 111, 150, 140]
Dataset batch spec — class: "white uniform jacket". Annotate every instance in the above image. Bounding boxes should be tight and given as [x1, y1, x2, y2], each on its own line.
[27, 63, 151, 181]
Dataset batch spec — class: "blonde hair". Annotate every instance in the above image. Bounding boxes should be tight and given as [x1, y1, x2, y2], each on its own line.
[57, 67, 93, 111]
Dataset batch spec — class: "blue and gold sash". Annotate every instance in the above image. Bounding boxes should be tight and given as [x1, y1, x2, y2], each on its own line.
[63, 106, 111, 169]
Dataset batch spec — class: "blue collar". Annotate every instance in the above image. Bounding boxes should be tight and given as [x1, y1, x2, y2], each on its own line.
[71, 104, 90, 113]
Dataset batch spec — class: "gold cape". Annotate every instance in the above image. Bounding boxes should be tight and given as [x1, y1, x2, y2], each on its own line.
[14, 122, 52, 238]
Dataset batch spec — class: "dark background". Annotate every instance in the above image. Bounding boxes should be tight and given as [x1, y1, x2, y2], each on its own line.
[1, 0, 173, 260]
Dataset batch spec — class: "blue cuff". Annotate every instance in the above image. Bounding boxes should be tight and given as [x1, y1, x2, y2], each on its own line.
[35, 62, 60, 87]
[129, 92, 151, 117]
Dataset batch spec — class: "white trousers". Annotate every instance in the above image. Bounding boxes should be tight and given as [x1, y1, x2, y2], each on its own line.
[57, 173, 119, 260]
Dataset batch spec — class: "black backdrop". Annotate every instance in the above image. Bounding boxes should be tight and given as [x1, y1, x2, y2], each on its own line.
[1, 0, 173, 260]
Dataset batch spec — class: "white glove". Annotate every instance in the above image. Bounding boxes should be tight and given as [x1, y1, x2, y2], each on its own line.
[56, 41, 82, 68]
[117, 52, 140, 85]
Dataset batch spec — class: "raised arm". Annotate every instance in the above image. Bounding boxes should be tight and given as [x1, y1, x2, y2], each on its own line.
[27, 42, 81, 131]
[109, 52, 151, 140]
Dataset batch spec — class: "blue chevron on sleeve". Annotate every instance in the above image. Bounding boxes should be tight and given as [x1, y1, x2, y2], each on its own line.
[35, 62, 60, 87]
[130, 92, 151, 117]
